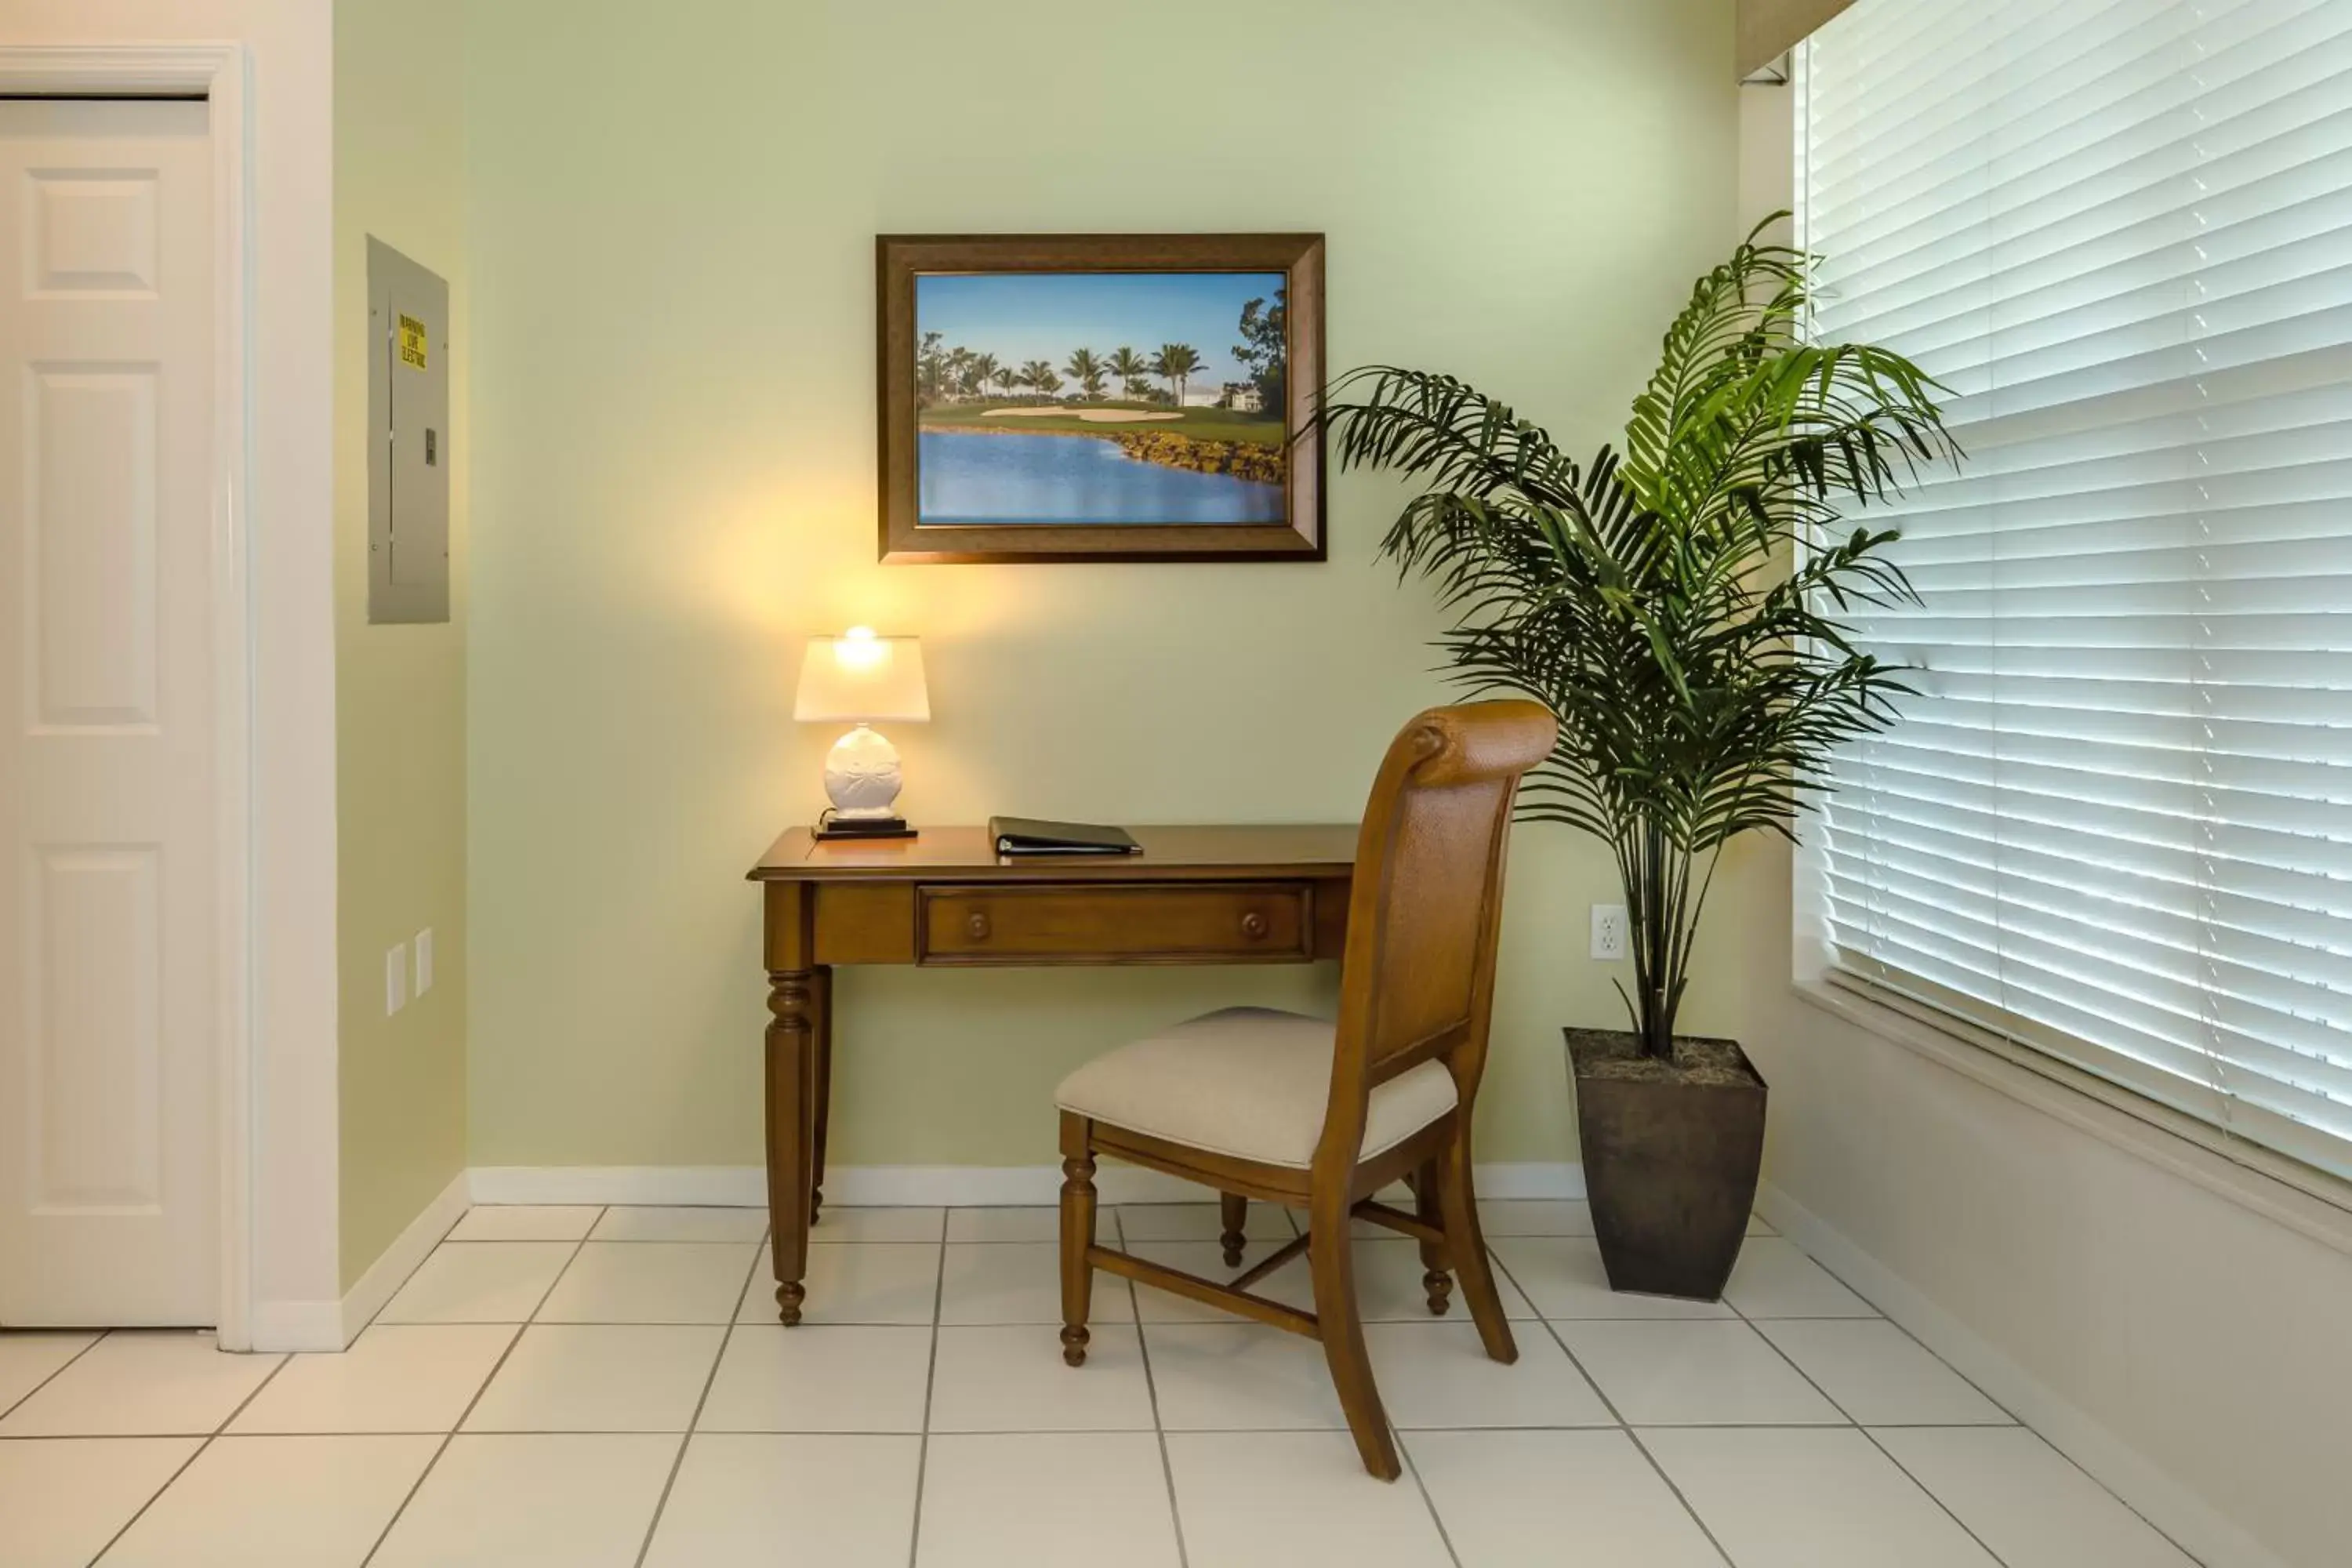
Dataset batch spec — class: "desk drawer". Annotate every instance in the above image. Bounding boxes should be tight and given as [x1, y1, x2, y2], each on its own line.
[919, 883, 1312, 965]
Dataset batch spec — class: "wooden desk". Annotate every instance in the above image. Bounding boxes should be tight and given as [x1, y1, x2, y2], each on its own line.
[746, 824, 1357, 1323]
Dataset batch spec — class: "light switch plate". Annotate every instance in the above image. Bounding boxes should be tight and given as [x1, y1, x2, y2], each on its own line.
[386, 943, 408, 1014]
[1590, 903, 1628, 961]
[414, 927, 434, 995]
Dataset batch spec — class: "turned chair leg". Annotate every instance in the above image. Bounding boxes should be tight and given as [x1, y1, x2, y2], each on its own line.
[1308, 1196, 1402, 1481]
[1433, 1126, 1516, 1363]
[1412, 1160, 1452, 1316]
[1219, 1192, 1248, 1268]
[1058, 1113, 1097, 1367]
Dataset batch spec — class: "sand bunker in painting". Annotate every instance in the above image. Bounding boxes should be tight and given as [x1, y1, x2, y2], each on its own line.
[980, 407, 1181, 424]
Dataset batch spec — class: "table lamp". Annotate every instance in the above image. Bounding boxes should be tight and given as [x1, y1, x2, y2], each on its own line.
[795, 626, 929, 840]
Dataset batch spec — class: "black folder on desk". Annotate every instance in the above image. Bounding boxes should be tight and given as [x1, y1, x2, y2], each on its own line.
[989, 817, 1142, 857]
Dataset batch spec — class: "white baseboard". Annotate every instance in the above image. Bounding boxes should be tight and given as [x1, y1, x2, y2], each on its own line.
[467, 1160, 1584, 1209]
[468, 1165, 771, 1207]
[249, 1172, 467, 1353]
[1755, 1181, 2287, 1568]
[1471, 1162, 1585, 1200]
[245, 1296, 344, 1353]
[339, 1171, 470, 1345]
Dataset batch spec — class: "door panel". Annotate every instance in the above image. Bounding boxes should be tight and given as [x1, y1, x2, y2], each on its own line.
[33, 847, 162, 1212]
[0, 100, 216, 1326]
[33, 370, 159, 728]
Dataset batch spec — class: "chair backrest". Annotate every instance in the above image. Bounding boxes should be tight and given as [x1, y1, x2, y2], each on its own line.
[1316, 701, 1558, 1174]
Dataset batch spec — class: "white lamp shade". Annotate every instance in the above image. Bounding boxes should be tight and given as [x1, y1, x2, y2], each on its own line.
[793, 629, 930, 724]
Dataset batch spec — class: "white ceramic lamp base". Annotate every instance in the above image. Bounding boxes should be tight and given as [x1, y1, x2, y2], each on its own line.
[818, 724, 914, 837]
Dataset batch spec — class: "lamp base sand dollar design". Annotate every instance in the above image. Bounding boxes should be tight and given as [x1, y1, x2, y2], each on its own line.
[822, 722, 904, 820]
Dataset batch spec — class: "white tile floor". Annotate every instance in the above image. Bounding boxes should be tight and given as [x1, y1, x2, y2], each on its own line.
[0, 1200, 2204, 1567]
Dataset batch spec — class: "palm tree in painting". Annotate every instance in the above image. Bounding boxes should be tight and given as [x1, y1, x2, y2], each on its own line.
[946, 346, 975, 402]
[1020, 359, 1060, 401]
[1153, 343, 1203, 406]
[970, 352, 1001, 402]
[1109, 346, 1152, 400]
[916, 330, 948, 405]
[1065, 348, 1108, 401]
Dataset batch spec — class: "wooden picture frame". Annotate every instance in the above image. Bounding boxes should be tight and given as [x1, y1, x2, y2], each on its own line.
[877, 233, 1326, 564]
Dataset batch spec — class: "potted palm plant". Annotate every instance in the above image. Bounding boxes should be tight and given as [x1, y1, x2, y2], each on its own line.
[1316, 220, 1959, 1299]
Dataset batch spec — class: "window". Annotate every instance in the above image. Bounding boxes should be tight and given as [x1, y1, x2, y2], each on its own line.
[1799, 0, 2352, 1183]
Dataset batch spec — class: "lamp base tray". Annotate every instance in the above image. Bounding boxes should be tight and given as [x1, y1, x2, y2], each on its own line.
[814, 816, 917, 841]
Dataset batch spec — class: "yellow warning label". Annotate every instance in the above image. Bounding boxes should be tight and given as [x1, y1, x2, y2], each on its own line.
[398, 314, 429, 370]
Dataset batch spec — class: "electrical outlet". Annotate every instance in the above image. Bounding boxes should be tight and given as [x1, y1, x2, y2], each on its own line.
[414, 927, 434, 996]
[1590, 903, 1629, 961]
[386, 942, 408, 1014]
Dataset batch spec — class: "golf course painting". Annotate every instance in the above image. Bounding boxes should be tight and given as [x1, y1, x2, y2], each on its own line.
[877, 234, 1325, 562]
[914, 271, 1290, 527]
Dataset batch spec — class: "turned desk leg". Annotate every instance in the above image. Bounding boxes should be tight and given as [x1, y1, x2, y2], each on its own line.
[1414, 1160, 1453, 1316]
[810, 967, 834, 1226]
[766, 967, 819, 1325]
[1219, 1192, 1248, 1269]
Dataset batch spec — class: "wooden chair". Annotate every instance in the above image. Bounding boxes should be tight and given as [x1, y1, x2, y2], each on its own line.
[1052, 700, 1557, 1479]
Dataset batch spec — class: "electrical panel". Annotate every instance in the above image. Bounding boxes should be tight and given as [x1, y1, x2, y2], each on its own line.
[368, 237, 450, 623]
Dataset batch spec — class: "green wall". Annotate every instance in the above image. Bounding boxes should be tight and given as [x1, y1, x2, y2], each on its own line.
[463, 0, 1741, 1171]
[335, 0, 471, 1287]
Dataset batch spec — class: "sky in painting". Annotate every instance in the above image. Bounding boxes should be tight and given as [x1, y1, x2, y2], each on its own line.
[916, 271, 1283, 388]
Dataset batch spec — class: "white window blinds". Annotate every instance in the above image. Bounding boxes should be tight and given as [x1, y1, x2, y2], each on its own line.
[1799, 0, 2352, 1184]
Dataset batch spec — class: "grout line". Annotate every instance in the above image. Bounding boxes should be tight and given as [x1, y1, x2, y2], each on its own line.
[1483, 1247, 1629, 1432]
[903, 1206, 950, 1568]
[521, 1229, 600, 1325]
[84, 1339, 295, 1565]
[358, 1322, 530, 1567]
[210, 1344, 296, 1434]
[0, 1327, 109, 1424]
[1395, 1429, 1466, 1568]
[83, 1432, 212, 1563]
[1128, 1274, 1190, 1568]
[331, 1311, 1877, 1331]
[1724, 1279, 1872, 1428]
[1855, 1424, 2020, 1565]
[1483, 1247, 1737, 1568]
[1767, 1236, 2208, 1566]
[1766, 1242, 2024, 1422]
[346, 1421, 2009, 1435]
[1624, 1428, 1741, 1568]
[629, 1245, 764, 1568]
[1845, 1308, 2018, 1417]
[1728, 1244, 2029, 1566]
[0, 1419, 2066, 1439]
[536, 1238, 768, 1251]
[359, 1225, 592, 1566]
[1973, 1427, 2209, 1567]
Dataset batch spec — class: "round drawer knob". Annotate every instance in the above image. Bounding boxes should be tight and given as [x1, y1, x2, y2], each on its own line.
[966, 911, 992, 941]
[1241, 911, 1269, 940]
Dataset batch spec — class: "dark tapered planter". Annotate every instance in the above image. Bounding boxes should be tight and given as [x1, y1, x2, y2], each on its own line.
[1566, 1027, 1766, 1301]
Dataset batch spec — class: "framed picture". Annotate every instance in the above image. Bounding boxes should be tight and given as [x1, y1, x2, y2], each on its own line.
[877, 233, 1326, 564]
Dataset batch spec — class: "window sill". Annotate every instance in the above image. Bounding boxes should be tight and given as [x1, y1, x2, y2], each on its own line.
[1789, 974, 2352, 1261]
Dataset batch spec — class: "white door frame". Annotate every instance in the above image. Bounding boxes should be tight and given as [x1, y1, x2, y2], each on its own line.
[0, 43, 256, 1348]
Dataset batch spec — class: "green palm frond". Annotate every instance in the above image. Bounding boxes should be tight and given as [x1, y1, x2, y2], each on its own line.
[1315, 366, 1591, 510]
[1312, 215, 1961, 1057]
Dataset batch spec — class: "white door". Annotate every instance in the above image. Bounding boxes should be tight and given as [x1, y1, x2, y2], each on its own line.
[0, 100, 217, 1326]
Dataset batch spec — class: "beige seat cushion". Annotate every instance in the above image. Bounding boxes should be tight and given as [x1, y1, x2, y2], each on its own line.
[1054, 1007, 1457, 1170]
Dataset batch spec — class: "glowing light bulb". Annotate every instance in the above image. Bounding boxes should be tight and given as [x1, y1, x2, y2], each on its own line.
[835, 625, 888, 672]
